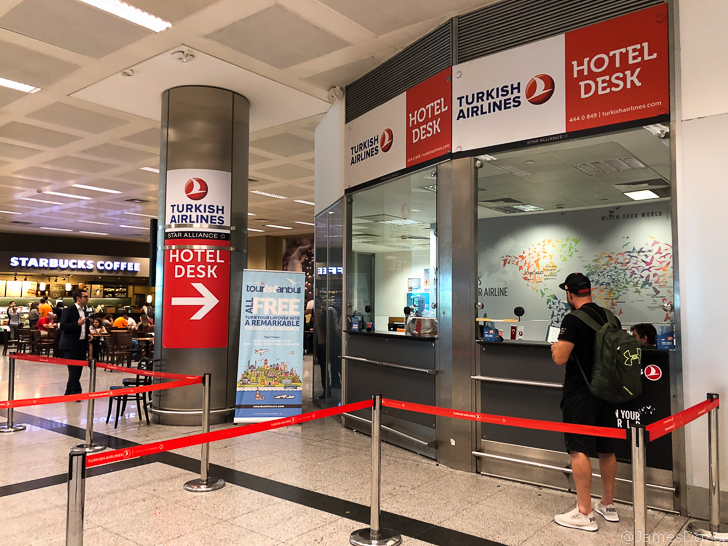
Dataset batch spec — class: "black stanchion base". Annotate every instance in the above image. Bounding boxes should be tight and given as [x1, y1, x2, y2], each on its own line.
[688, 521, 728, 542]
[183, 477, 225, 493]
[0, 424, 26, 433]
[73, 442, 106, 453]
[350, 528, 402, 546]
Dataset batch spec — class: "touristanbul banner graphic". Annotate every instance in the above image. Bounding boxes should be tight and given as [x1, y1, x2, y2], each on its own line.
[452, 4, 669, 152]
[235, 270, 305, 423]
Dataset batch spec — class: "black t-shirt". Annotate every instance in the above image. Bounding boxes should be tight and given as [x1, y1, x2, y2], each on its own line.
[558, 303, 621, 397]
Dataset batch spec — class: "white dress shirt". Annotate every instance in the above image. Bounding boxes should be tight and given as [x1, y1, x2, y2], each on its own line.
[75, 302, 86, 340]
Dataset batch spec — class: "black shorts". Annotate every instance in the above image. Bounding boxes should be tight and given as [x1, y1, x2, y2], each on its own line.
[562, 389, 616, 457]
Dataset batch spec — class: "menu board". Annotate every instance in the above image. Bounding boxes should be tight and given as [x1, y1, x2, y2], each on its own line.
[5, 281, 21, 297]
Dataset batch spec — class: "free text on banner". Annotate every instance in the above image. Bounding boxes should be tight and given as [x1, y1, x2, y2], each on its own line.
[235, 270, 305, 423]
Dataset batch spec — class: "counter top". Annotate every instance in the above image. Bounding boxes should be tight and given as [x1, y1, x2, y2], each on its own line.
[477, 339, 551, 347]
[346, 329, 437, 341]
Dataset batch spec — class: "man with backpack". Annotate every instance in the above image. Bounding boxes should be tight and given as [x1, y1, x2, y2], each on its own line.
[550, 272, 631, 532]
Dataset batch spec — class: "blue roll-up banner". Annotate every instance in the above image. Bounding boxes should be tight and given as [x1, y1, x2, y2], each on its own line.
[235, 269, 304, 423]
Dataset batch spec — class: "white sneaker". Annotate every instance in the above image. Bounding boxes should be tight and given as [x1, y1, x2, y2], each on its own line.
[594, 501, 619, 522]
[554, 506, 598, 531]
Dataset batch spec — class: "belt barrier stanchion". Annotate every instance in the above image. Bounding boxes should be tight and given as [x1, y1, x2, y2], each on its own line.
[0, 355, 26, 433]
[350, 394, 402, 546]
[688, 393, 728, 541]
[65, 447, 87, 546]
[74, 359, 105, 453]
[631, 424, 647, 546]
[184, 373, 225, 492]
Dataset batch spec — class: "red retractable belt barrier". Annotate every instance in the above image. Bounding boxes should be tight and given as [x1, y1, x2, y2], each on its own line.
[8, 353, 88, 367]
[86, 399, 374, 468]
[96, 362, 201, 381]
[382, 399, 628, 440]
[0, 377, 202, 409]
[646, 398, 719, 442]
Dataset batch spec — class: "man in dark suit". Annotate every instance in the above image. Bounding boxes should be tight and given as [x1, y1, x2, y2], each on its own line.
[59, 288, 91, 395]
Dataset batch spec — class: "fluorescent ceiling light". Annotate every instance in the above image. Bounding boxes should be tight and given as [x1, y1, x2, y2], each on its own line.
[248, 228, 264, 232]
[477, 154, 497, 161]
[264, 224, 292, 230]
[79, 231, 108, 235]
[40, 227, 72, 231]
[20, 197, 63, 205]
[0, 77, 40, 94]
[79, 220, 111, 225]
[124, 212, 156, 218]
[45, 191, 92, 200]
[248, 213, 255, 216]
[139, 167, 160, 173]
[251, 190, 286, 200]
[295, 221, 315, 226]
[120, 224, 146, 229]
[0, 209, 21, 215]
[512, 204, 544, 212]
[625, 190, 659, 201]
[72, 184, 121, 194]
[380, 218, 422, 226]
[294, 199, 315, 206]
[77, 0, 171, 32]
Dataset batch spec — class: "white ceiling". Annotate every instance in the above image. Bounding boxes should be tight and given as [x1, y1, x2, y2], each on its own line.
[0, 0, 494, 242]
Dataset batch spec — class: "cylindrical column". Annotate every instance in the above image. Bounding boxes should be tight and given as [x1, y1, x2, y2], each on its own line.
[631, 425, 646, 546]
[183, 374, 224, 492]
[0, 357, 26, 433]
[153, 86, 249, 426]
[350, 395, 401, 546]
[65, 447, 87, 546]
[687, 393, 728, 541]
[74, 360, 105, 453]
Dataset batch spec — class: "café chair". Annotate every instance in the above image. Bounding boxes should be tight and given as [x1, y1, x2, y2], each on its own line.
[17, 329, 33, 354]
[105, 357, 153, 429]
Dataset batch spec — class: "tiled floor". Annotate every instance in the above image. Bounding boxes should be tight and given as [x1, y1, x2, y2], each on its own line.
[0, 353, 693, 545]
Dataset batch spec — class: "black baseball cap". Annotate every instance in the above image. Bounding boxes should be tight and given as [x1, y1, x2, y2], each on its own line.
[558, 273, 591, 295]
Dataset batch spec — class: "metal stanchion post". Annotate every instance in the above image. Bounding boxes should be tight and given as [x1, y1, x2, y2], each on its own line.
[66, 447, 87, 546]
[74, 360, 105, 453]
[350, 394, 402, 546]
[631, 425, 647, 546]
[0, 356, 26, 433]
[184, 373, 224, 492]
[688, 393, 728, 541]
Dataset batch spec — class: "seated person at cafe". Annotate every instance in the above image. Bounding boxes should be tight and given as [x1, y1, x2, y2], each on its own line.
[630, 323, 657, 347]
[113, 312, 130, 329]
[37, 312, 56, 333]
[102, 314, 114, 327]
[127, 314, 138, 330]
[139, 313, 154, 333]
[89, 318, 107, 360]
[39, 296, 53, 319]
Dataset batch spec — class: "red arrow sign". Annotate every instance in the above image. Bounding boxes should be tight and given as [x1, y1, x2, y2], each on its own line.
[644, 364, 662, 381]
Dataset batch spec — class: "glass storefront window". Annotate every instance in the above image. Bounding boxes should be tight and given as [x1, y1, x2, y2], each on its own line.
[475, 125, 674, 344]
[348, 166, 438, 334]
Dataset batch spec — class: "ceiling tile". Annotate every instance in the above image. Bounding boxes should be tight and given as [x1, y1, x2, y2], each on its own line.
[249, 153, 271, 165]
[0, 175, 44, 190]
[207, 5, 349, 69]
[305, 57, 381, 89]
[256, 164, 315, 180]
[0, 122, 81, 147]
[0, 142, 43, 159]
[0, 40, 81, 88]
[0, 87, 26, 109]
[27, 103, 128, 134]
[0, 0, 151, 58]
[117, 169, 160, 185]
[251, 134, 314, 156]
[79, 179, 142, 192]
[44, 156, 116, 174]
[80, 143, 157, 163]
[121, 128, 161, 148]
[11, 167, 77, 182]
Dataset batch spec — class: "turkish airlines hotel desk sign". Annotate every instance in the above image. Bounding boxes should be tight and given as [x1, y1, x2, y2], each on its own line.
[452, 4, 669, 153]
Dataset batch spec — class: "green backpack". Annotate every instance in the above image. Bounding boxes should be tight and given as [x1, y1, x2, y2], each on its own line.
[570, 308, 643, 404]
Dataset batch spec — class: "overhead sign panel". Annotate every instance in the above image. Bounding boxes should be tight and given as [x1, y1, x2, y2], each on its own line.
[452, 4, 669, 152]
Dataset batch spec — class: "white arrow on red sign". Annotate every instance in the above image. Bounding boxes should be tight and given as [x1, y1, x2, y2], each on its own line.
[171, 282, 219, 320]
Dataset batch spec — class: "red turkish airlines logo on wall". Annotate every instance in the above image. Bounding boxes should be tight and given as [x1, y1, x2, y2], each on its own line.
[644, 364, 662, 381]
[380, 129, 393, 152]
[525, 74, 555, 105]
[185, 178, 208, 201]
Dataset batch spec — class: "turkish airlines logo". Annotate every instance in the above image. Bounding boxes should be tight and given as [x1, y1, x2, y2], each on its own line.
[380, 128, 393, 152]
[644, 364, 662, 381]
[184, 178, 208, 201]
[525, 74, 555, 105]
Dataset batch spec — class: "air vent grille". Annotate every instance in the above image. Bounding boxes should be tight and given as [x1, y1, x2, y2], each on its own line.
[613, 178, 670, 189]
[10, 220, 32, 225]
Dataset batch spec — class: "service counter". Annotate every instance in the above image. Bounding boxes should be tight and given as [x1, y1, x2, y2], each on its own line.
[342, 330, 437, 458]
[474, 340, 675, 510]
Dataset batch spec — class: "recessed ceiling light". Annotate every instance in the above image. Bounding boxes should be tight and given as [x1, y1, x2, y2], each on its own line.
[0, 77, 40, 94]
[45, 191, 92, 200]
[624, 190, 659, 201]
[294, 199, 315, 206]
[139, 167, 160, 173]
[295, 221, 315, 226]
[72, 184, 122, 194]
[20, 197, 63, 205]
[120, 224, 146, 229]
[40, 227, 72, 231]
[248, 228, 264, 232]
[0, 209, 21, 215]
[77, 0, 172, 32]
[125, 212, 156, 218]
[251, 190, 286, 200]
[79, 231, 108, 236]
[264, 224, 292, 230]
[79, 220, 111, 225]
